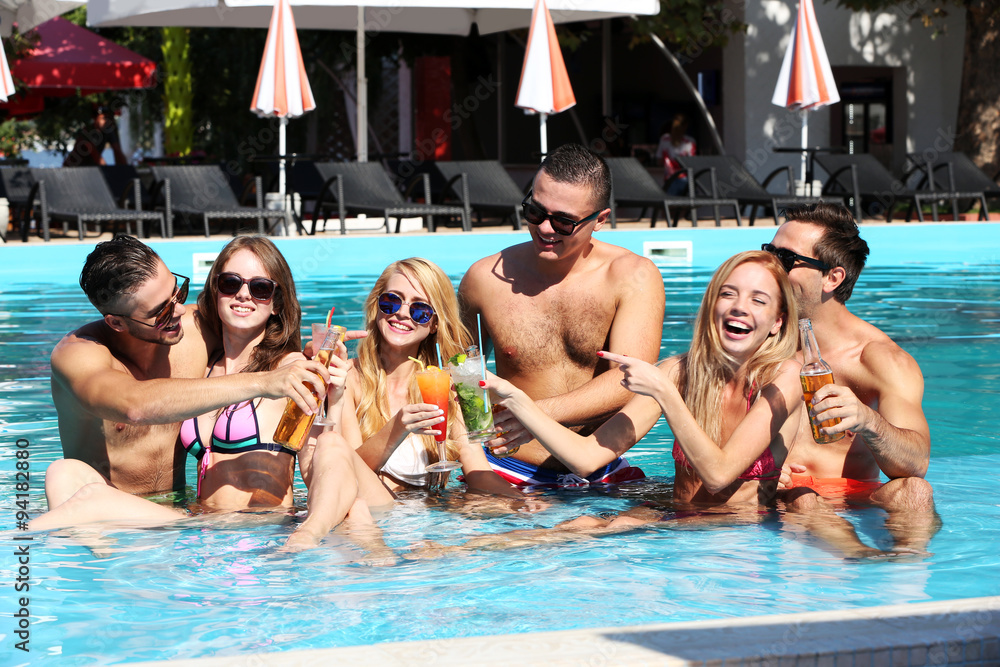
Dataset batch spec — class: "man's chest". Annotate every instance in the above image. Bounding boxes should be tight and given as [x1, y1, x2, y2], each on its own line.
[484, 289, 615, 372]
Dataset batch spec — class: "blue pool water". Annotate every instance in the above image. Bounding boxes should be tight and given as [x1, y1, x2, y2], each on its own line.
[1, 227, 999, 664]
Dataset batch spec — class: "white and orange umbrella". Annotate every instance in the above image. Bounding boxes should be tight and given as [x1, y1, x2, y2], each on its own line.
[771, 0, 839, 183]
[251, 0, 315, 213]
[515, 0, 576, 158]
[1, 39, 15, 102]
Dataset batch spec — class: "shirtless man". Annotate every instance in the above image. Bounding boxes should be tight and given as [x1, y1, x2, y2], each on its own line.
[764, 203, 936, 554]
[48, 235, 329, 499]
[458, 144, 665, 486]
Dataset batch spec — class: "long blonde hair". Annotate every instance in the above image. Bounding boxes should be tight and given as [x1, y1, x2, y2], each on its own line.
[355, 258, 473, 463]
[678, 251, 798, 442]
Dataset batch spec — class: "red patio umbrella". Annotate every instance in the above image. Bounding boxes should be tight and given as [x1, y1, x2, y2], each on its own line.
[12, 17, 156, 94]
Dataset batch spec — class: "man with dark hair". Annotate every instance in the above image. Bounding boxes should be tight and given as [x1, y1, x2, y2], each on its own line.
[765, 203, 936, 554]
[459, 144, 665, 486]
[50, 236, 329, 496]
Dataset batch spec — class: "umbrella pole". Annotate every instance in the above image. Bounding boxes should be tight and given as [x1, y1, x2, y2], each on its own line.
[279, 116, 288, 212]
[539, 113, 548, 162]
[800, 110, 809, 189]
[356, 5, 368, 163]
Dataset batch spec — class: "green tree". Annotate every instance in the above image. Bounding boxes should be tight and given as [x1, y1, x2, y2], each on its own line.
[834, 0, 1000, 175]
[162, 27, 193, 155]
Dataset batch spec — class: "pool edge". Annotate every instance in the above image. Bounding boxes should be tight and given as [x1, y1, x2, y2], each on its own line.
[123, 595, 1000, 665]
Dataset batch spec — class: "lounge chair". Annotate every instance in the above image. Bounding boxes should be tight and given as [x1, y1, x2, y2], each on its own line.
[604, 157, 669, 227]
[813, 153, 972, 223]
[906, 151, 995, 220]
[148, 165, 288, 237]
[431, 160, 522, 229]
[677, 155, 824, 225]
[0, 166, 36, 242]
[312, 161, 469, 234]
[29, 167, 165, 241]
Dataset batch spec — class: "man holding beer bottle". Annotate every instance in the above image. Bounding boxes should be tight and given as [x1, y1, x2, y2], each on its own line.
[764, 203, 936, 554]
[47, 236, 330, 497]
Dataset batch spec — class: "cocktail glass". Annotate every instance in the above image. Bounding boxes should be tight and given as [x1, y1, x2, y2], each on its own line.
[312, 323, 346, 426]
[415, 367, 462, 473]
[448, 351, 495, 443]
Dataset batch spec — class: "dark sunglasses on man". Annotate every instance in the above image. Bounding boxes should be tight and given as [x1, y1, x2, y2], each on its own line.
[377, 292, 435, 325]
[761, 243, 830, 272]
[217, 272, 278, 301]
[521, 191, 604, 236]
[108, 273, 190, 330]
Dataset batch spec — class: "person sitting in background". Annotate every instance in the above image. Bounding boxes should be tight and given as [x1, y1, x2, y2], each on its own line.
[655, 113, 696, 196]
[64, 105, 129, 167]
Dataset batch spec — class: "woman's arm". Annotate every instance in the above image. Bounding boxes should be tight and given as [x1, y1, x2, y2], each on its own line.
[485, 371, 664, 478]
[602, 352, 802, 493]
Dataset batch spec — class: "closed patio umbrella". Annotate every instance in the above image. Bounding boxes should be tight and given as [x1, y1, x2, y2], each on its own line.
[88, 0, 658, 161]
[1, 36, 13, 101]
[771, 0, 840, 185]
[515, 0, 575, 158]
[251, 0, 315, 213]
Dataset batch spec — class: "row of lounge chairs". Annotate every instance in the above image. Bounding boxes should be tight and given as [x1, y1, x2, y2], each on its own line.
[2, 151, 997, 241]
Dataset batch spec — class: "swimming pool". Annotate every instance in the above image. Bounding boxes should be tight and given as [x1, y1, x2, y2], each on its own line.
[1, 226, 999, 664]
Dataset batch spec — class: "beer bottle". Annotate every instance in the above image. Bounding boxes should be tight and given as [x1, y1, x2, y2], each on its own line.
[273, 327, 343, 451]
[799, 318, 844, 443]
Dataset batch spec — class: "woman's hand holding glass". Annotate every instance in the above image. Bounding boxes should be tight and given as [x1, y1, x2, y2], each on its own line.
[398, 403, 447, 439]
[477, 373, 532, 458]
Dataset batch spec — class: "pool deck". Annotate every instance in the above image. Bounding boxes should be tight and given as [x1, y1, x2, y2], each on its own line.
[127, 596, 1000, 666]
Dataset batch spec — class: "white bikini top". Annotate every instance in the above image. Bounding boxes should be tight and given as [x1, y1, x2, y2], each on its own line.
[380, 434, 432, 487]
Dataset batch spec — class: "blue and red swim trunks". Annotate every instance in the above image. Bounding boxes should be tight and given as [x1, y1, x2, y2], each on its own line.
[484, 448, 645, 488]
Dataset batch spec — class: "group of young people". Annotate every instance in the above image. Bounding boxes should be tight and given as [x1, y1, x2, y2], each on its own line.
[30, 144, 937, 558]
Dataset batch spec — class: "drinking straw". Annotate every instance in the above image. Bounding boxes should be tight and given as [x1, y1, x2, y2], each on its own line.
[435, 343, 443, 368]
[476, 313, 487, 381]
[408, 356, 426, 371]
[325, 306, 336, 328]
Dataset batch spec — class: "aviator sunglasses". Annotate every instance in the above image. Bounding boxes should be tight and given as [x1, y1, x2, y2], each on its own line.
[109, 272, 190, 330]
[377, 292, 435, 325]
[761, 243, 831, 272]
[217, 272, 278, 301]
[521, 191, 604, 236]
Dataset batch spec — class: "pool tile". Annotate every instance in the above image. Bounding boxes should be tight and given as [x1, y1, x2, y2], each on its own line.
[907, 644, 928, 664]
[870, 648, 892, 666]
[984, 637, 1000, 661]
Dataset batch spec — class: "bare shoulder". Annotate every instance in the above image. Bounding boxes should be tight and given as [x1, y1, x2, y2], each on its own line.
[51, 322, 114, 377]
[859, 334, 922, 384]
[600, 242, 662, 291]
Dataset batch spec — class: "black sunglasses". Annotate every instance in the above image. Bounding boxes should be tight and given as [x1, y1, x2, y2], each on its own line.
[378, 292, 435, 325]
[217, 272, 278, 301]
[761, 243, 830, 272]
[109, 273, 190, 330]
[521, 191, 604, 236]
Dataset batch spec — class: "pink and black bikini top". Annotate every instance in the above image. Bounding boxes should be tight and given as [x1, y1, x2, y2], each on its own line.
[179, 354, 296, 496]
[672, 383, 779, 482]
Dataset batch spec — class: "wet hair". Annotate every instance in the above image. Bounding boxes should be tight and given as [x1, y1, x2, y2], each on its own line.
[538, 143, 612, 210]
[79, 235, 162, 314]
[783, 203, 870, 303]
[679, 251, 798, 443]
[355, 258, 473, 467]
[197, 236, 301, 373]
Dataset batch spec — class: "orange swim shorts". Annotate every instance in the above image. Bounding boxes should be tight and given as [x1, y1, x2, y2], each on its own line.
[788, 474, 883, 500]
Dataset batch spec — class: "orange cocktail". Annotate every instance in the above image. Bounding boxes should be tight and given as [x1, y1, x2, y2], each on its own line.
[415, 367, 451, 443]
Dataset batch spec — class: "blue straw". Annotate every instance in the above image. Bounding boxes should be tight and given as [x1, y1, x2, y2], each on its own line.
[477, 312, 486, 381]
[435, 342, 442, 368]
